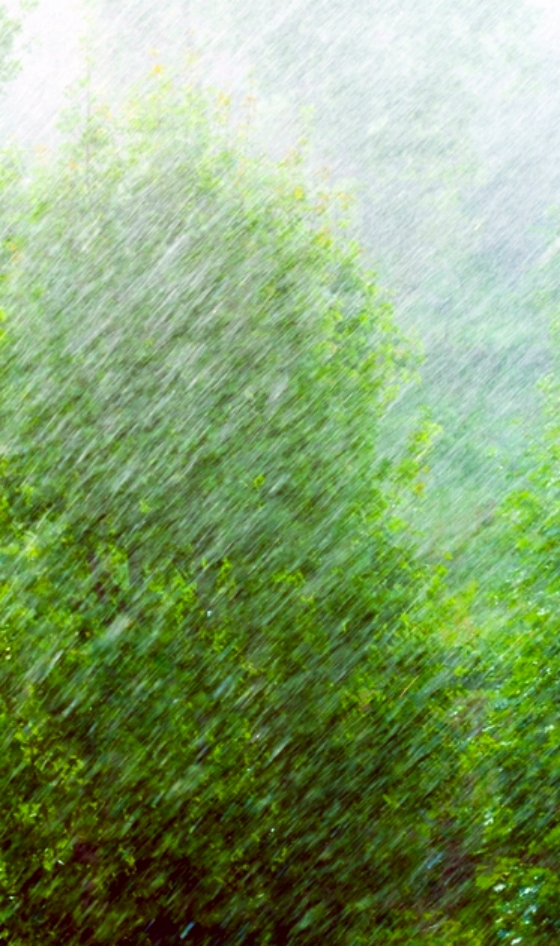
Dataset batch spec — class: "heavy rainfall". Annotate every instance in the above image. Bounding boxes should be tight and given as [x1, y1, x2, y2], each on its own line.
[1, 0, 560, 942]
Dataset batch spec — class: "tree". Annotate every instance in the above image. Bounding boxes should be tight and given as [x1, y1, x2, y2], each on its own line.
[471, 345, 560, 943]
[87, 0, 555, 588]
[0, 69, 461, 943]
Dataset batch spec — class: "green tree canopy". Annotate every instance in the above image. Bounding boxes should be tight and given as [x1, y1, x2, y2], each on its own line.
[466, 347, 560, 942]
[0, 71, 461, 943]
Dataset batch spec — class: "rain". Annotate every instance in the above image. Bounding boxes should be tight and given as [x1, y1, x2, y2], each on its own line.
[1, 0, 560, 942]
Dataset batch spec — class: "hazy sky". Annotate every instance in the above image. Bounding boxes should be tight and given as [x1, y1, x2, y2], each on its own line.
[531, 0, 560, 45]
[3, 0, 560, 145]
[7, 0, 560, 79]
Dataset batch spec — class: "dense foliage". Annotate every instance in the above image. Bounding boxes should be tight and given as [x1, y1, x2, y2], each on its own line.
[0, 73, 468, 943]
[467, 365, 560, 945]
[2, 10, 560, 944]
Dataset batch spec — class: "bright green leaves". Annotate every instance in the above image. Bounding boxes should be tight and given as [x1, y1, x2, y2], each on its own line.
[0, 68, 464, 944]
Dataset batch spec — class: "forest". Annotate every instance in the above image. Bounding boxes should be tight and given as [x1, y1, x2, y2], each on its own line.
[0, 0, 560, 942]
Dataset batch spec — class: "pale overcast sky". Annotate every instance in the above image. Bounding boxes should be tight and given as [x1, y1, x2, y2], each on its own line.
[3, 0, 560, 145]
